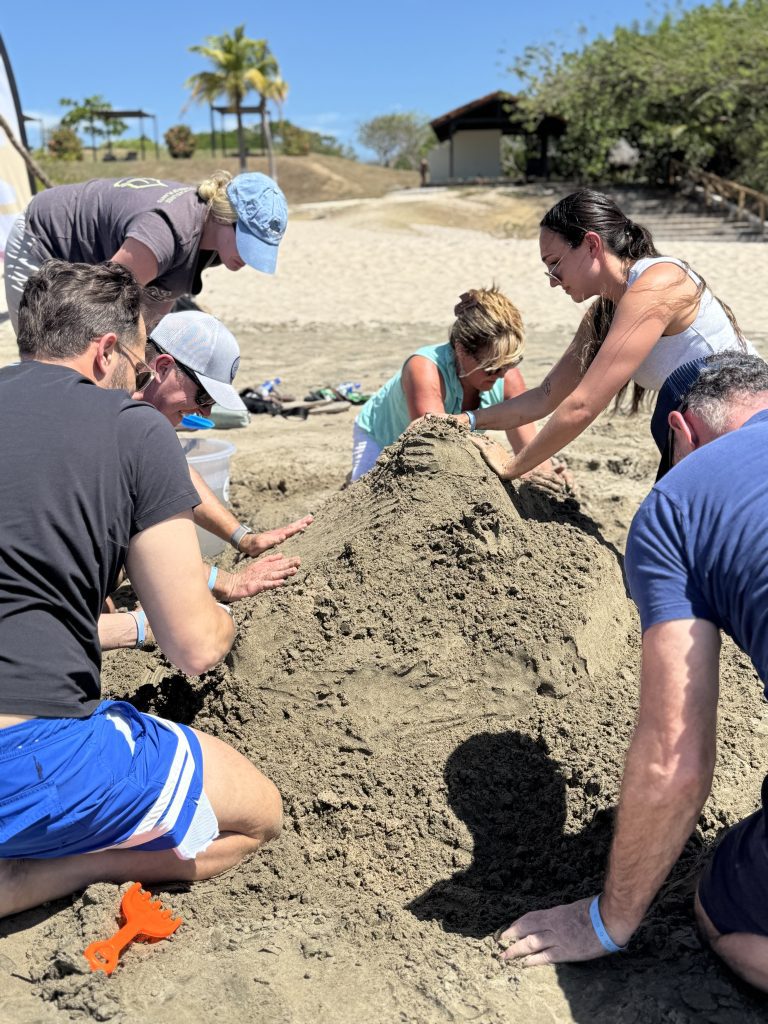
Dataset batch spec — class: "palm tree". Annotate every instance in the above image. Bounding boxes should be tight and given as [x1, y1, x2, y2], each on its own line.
[186, 25, 288, 177]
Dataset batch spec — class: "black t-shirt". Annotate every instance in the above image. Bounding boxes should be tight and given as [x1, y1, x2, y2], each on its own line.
[0, 361, 200, 718]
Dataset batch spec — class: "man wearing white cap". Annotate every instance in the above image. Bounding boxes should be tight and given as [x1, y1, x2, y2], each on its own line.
[134, 310, 312, 580]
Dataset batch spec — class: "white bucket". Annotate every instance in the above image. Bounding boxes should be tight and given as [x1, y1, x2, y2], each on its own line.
[181, 438, 237, 558]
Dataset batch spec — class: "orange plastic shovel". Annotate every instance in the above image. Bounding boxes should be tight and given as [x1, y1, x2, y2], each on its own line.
[83, 882, 182, 975]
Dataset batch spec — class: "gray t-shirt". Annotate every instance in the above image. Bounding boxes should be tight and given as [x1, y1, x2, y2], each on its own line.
[25, 177, 217, 301]
[0, 360, 200, 718]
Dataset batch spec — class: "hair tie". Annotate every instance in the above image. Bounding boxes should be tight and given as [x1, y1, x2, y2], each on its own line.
[454, 292, 479, 316]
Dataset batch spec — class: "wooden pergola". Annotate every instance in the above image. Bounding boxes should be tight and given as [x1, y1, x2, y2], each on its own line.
[209, 105, 262, 157]
[89, 109, 160, 161]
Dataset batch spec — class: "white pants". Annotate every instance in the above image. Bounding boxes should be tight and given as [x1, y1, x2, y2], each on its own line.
[4, 212, 45, 333]
[350, 421, 383, 481]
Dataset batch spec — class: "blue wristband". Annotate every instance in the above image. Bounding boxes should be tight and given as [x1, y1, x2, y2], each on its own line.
[207, 566, 218, 591]
[589, 896, 627, 953]
[465, 409, 477, 431]
[131, 610, 147, 648]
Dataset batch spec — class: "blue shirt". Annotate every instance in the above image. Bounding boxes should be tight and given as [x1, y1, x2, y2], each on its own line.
[626, 409, 768, 693]
[356, 343, 506, 448]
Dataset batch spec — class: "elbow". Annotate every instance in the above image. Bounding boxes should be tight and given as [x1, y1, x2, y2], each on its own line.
[176, 648, 224, 677]
[562, 394, 599, 430]
[165, 618, 234, 677]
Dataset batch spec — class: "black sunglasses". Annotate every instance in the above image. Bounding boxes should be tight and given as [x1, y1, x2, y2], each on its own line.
[150, 340, 214, 409]
[117, 341, 156, 391]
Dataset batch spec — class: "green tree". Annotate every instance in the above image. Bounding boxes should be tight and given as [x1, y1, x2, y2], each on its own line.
[509, 0, 768, 191]
[59, 95, 128, 161]
[358, 112, 435, 168]
[186, 24, 287, 177]
[272, 119, 356, 159]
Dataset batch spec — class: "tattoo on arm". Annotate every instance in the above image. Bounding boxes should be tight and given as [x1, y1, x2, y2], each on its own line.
[542, 377, 552, 397]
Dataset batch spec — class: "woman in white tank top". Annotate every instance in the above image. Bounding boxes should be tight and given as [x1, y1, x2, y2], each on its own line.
[454, 189, 756, 481]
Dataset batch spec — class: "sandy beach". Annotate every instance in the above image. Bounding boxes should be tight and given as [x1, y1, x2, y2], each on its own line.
[1, 187, 767, 1023]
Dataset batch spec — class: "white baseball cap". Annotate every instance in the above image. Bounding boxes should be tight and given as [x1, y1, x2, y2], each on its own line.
[150, 311, 246, 411]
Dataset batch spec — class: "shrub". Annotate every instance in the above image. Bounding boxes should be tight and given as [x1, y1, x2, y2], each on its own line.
[164, 124, 196, 159]
[47, 127, 83, 161]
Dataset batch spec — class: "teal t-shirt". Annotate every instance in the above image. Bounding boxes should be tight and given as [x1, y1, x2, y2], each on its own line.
[356, 343, 506, 448]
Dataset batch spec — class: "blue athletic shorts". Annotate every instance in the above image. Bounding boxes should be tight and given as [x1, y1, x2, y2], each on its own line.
[698, 774, 768, 936]
[0, 700, 218, 861]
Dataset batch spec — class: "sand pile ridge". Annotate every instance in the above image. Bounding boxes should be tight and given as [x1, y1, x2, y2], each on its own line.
[236, 419, 631, 699]
[15, 421, 768, 1024]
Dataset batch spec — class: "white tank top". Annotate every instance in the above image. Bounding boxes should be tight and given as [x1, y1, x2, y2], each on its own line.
[628, 257, 754, 391]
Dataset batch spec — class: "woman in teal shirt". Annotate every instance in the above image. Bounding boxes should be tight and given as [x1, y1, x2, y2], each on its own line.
[351, 286, 549, 481]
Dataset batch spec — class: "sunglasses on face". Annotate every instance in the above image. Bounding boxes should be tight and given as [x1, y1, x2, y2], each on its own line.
[544, 251, 567, 282]
[483, 354, 524, 376]
[117, 342, 156, 391]
[149, 340, 215, 409]
[175, 361, 215, 409]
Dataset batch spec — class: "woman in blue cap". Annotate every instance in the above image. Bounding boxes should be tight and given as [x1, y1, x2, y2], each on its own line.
[4, 170, 287, 331]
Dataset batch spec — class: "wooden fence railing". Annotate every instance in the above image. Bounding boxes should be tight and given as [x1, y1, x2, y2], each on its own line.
[668, 159, 767, 230]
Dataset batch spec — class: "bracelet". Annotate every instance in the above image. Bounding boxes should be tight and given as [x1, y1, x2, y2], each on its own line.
[130, 610, 147, 648]
[229, 524, 254, 550]
[207, 565, 218, 591]
[589, 895, 628, 953]
[465, 410, 477, 432]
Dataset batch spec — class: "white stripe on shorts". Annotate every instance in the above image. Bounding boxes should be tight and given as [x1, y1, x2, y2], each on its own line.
[99, 714, 216, 857]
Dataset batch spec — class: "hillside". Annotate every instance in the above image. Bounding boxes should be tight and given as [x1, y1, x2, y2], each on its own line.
[36, 153, 419, 204]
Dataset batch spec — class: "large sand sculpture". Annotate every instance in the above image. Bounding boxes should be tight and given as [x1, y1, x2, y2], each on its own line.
[6, 423, 767, 1024]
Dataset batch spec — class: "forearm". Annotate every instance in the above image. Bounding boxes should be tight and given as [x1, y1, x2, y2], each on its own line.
[601, 736, 713, 941]
[98, 611, 154, 651]
[473, 385, 554, 432]
[489, 398, 594, 479]
[190, 467, 241, 542]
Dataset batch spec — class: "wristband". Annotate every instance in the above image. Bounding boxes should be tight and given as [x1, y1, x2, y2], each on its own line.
[230, 524, 254, 550]
[589, 896, 627, 953]
[130, 610, 147, 648]
[465, 410, 477, 432]
[207, 565, 218, 591]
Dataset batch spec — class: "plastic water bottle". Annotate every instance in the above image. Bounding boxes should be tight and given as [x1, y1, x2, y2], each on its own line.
[335, 381, 361, 397]
[256, 377, 282, 400]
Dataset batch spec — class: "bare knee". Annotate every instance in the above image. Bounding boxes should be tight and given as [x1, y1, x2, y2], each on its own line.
[249, 777, 283, 846]
[0, 859, 29, 918]
[695, 886, 768, 992]
[694, 888, 719, 943]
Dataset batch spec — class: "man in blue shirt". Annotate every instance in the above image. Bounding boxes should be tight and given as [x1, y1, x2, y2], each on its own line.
[495, 352, 768, 991]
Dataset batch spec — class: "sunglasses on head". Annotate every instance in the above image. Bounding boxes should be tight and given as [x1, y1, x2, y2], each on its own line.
[149, 339, 215, 409]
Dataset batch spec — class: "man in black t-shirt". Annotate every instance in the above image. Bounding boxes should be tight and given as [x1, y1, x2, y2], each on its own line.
[0, 260, 281, 919]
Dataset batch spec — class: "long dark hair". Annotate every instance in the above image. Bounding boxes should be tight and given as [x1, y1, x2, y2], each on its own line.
[541, 189, 744, 412]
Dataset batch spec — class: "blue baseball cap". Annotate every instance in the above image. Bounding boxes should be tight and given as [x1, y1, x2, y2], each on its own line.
[226, 173, 288, 274]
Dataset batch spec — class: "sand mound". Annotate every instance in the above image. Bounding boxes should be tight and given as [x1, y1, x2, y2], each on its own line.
[236, 420, 631, 699]
[9, 422, 768, 1024]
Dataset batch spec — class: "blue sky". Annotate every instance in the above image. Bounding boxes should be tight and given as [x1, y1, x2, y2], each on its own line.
[3, 0, 705, 158]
